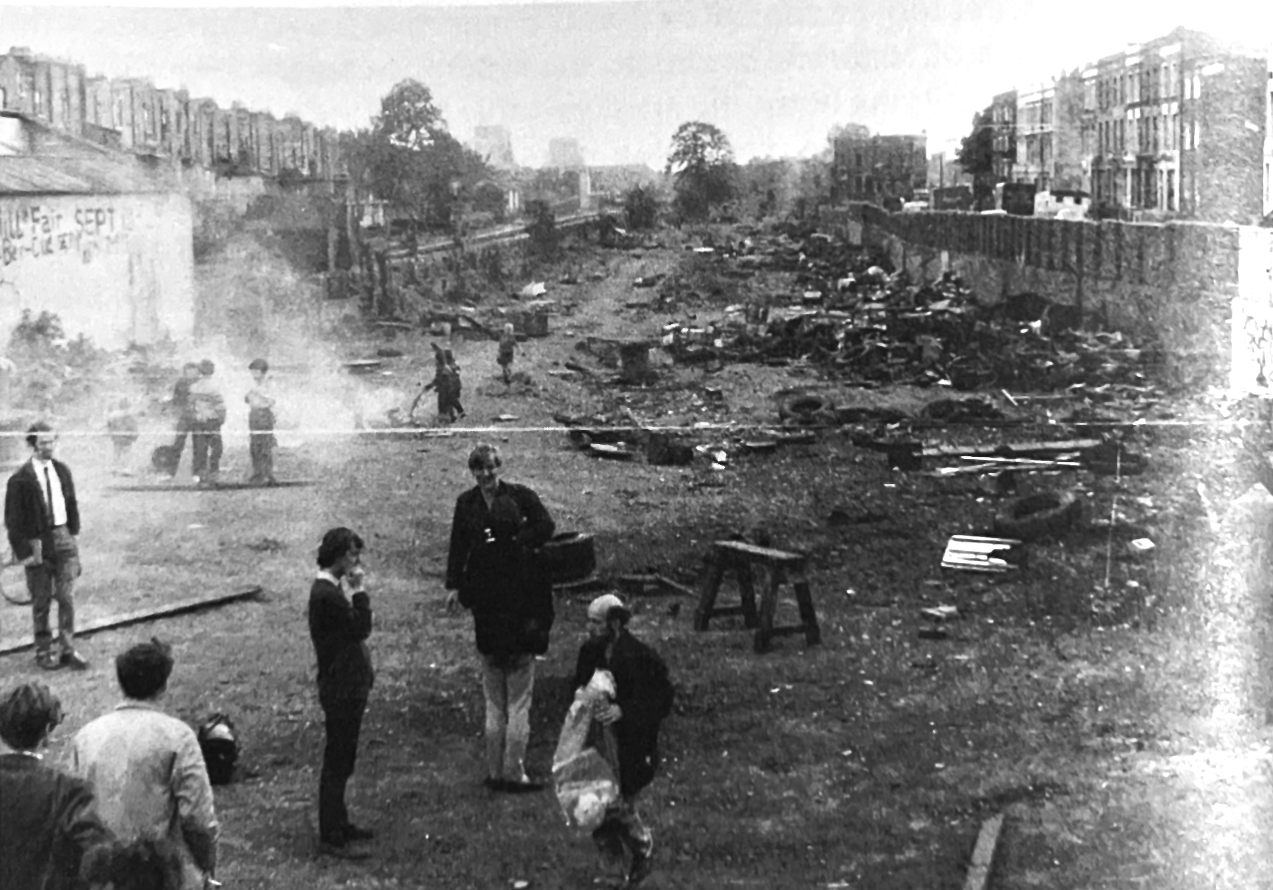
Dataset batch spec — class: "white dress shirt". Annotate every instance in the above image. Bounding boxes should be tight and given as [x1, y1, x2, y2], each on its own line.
[31, 457, 67, 527]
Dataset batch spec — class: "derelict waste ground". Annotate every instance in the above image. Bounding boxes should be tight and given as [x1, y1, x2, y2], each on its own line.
[3, 228, 1273, 889]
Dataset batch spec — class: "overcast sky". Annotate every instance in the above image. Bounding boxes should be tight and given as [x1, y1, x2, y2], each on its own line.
[2, 0, 1269, 168]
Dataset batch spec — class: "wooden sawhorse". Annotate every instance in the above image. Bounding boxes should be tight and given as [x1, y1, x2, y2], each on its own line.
[694, 540, 822, 653]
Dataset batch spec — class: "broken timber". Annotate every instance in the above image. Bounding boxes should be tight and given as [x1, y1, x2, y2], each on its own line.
[0, 586, 263, 656]
[941, 535, 1025, 573]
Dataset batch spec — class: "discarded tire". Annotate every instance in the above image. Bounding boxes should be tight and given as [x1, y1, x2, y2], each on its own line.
[778, 394, 836, 425]
[542, 532, 597, 584]
[993, 490, 1083, 541]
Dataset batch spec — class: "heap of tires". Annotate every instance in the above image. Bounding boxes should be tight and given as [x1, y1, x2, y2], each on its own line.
[993, 490, 1083, 542]
[778, 393, 836, 426]
[542, 532, 597, 584]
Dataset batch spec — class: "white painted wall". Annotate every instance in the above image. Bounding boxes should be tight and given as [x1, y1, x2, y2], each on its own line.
[0, 191, 194, 349]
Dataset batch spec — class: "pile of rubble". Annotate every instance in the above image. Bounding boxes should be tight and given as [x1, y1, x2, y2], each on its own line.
[653, 230, 1162, 396]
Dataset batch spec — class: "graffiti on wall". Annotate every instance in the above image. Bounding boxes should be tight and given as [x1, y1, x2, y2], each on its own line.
[0, 202, 132, 269]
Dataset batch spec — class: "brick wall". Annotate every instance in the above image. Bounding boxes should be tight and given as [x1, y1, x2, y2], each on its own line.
[835, 204, 1245, 387]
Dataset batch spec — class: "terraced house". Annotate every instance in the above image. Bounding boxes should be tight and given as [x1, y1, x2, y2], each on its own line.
[0, 45, 340, 183]
[975, 27, 1267, 223]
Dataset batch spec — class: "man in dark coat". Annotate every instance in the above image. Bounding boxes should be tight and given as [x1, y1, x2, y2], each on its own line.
[573, 594, 674, 888]
[0, 682, 112, 890]
[307, 527, 375, 860]
[446, 442, 555, 790]
[4, 422, 86, 670]
[457, 495, 555, 790]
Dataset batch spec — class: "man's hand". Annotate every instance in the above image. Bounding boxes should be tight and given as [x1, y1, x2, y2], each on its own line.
[594, 702, 623, 725]
[445, 590, 460, 614]
[346, 566, 366, 592]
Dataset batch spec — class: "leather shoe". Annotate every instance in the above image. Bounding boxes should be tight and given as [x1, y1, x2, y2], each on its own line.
[36, 653, 61, 671]
[502, 779, 545, 794]
[343, 824, 375, 841]
[60, 650, 89, 670]
[318, 839, 370, 861]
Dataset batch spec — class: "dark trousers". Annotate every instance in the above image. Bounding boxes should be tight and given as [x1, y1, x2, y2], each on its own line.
[319, 697, 366, 842]
[191, 428, 223, 479]
[27, 526, 80, 655]
[248, 429, 275, 483]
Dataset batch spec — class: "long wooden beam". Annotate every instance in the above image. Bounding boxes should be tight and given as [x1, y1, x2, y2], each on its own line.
[0, 586, 262, 656]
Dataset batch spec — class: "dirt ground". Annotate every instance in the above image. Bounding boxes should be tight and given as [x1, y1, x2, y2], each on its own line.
[3, 229, 1273, 890]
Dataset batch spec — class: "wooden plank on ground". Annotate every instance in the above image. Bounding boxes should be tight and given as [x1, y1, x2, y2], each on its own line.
[926, 439, 1100, 458]
[106, 480, 315, 493]
[0, 586, 262, 656]
[963, 812, 1006, 890]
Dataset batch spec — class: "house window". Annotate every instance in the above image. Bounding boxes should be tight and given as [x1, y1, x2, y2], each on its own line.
[1193, 74, 1201, 99]
[1194, 121, 1201, 148]
[0, 87, 6, 109]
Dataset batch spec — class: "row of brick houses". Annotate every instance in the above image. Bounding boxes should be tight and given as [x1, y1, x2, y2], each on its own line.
[980, 27, 1269, 223]
[0, 46, 339, 181]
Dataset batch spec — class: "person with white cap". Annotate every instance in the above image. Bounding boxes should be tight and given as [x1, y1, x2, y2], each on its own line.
[572, 593, 674, 888]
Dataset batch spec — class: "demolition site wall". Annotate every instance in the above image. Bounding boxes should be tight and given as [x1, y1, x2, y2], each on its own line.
[835, 203, 1273, 390]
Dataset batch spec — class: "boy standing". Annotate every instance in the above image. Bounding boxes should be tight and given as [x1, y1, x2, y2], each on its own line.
[497, 323, 517, 385]
[189, 360, 226, 488]
[245, 358, 277, 486]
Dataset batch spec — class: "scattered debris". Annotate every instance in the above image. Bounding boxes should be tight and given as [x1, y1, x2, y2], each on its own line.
[941, 535, 1025, 573]
[993, 491, 1082, 541]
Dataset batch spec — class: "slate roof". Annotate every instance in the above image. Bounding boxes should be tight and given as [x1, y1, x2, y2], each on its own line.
[0, 112, 175, 196]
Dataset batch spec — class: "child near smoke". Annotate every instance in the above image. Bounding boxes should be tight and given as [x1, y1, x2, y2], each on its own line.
[106, 398, 139, 475]
[497, 323, 517, 385]
[244, 358, 277, 486]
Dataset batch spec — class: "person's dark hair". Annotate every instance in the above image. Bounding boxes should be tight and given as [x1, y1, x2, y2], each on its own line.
[198, 359, 215, 376]
[81, 836, 184, 890]
[248, 358, 269, 373]
[317, 527, 364, 569]
[115, 638, 174, 700]
[25, 421, 52, 449]
[0, 682, 63, 750]
[467, 442, 501, 472]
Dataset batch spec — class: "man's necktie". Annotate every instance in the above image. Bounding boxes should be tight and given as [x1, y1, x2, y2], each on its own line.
[44, 466, 54, 522]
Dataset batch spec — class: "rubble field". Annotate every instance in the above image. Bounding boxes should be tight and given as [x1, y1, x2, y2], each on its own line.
[7, 221, 1273, 890]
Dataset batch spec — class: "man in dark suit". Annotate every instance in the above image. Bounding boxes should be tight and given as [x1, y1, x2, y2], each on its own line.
[4, 422, 86, 670]
[0, 682, 112, 890]
[307, 527, 375, 860]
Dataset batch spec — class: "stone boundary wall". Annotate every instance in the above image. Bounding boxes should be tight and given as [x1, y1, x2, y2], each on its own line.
[830, 203, 1245, 389]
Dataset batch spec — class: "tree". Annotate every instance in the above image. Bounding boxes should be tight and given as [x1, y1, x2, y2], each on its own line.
[957, 107, 1000, 209]
[340, 80, 491, 235]
[666, 121, 736, 220]
[375, 79, 447, 151]
[622, 184, 661, 230]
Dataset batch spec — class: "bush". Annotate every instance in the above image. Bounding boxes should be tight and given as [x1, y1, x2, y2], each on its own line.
[525, 200, 559, 260]
[5, 310, 107, 413]
[622, 185, 661, 230]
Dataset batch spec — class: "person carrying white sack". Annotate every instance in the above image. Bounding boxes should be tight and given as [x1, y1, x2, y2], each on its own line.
[562, 594, 674, 889]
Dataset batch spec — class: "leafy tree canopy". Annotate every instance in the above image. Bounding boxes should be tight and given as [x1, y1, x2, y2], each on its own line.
[340, 80, 490, 232]
[374, 79, 447, 151]
[666, 121, 735, 176]
[956, 106, 997, 178]
[666, 121, 736, 220]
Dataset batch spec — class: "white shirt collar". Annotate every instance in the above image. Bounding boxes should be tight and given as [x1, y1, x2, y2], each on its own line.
[316, 568, 341, 586]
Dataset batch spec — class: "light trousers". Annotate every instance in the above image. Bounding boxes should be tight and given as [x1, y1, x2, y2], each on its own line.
[480, 652, 535, 781]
